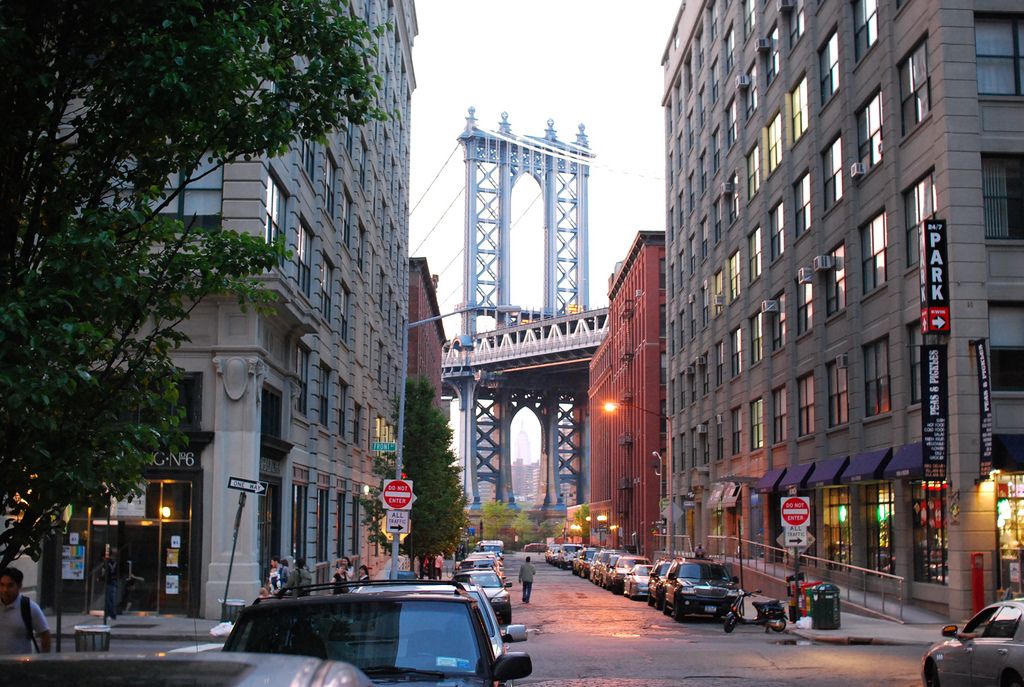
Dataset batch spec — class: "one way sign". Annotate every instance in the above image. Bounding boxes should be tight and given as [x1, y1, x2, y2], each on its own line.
[228, 476, 268, 495]
[920, 219, 951, 333]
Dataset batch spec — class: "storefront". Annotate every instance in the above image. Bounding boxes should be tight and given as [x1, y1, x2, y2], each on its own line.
[993, 434, 1024, 594]
[809, 456, 850, 566]
[841, 448, 894, 574]
[44, 435, 210, 617]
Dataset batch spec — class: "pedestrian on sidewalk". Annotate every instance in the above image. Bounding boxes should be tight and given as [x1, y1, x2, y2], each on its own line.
[0, 567, 51, 654]
[100, 549, 119, 621]
[281, 558, 312, 597]
[518, 556, 536, 604]
[356, 565, 370, 582]
[268, 557, 283, 592]
[434, 552, 444, 580]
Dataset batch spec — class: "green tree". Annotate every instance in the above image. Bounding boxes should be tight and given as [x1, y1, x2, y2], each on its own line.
[481, 501, 515, 543]
[0, 0, 384, 568]
[572, 503, 591, 540]
[512, 510, 537, 546]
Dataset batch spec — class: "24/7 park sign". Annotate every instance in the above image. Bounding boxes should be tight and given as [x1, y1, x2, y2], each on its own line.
[920, 219, 951, 334]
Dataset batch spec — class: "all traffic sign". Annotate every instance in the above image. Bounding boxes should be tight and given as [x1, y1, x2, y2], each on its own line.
[780, 496, 810, 527]
[227, 476, 268, 495]
[380, 479, 415, 510]
[386, 509, 411, 533]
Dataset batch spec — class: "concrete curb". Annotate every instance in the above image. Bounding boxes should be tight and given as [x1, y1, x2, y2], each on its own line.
[786, 628, 931, 646]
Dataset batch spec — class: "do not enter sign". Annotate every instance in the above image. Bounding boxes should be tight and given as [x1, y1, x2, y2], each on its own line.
[780, 496, 810, 527]
[381, 479, 415, 510]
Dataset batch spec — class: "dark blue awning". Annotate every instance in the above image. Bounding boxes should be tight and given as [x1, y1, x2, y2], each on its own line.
[841, 448, 893, 483]
[995, 434, 1024, 470]
[808, 456, 850, 488]
[884, 442, 923, 480]
[777, 463, 815, 490]
[754, 467, 787, 493]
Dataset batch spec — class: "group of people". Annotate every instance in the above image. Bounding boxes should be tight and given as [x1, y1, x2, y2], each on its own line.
[417, 553, 446, 579]
[259, 555, 370, 598]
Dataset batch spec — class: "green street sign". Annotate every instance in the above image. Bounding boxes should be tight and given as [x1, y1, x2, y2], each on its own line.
[372, 441, 397, 452]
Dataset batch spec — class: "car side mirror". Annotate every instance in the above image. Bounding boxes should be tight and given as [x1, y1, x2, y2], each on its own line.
[493, 652, 533, 681]
[942, 625, 959, 638]
[502, 624, 528, 642]
[505, 581, 512, 588]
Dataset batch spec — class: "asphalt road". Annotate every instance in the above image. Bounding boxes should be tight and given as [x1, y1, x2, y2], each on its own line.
[504, 551, 923, 687]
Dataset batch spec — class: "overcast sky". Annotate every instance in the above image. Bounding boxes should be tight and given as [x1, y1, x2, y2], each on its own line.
[408, 0, 680, 329]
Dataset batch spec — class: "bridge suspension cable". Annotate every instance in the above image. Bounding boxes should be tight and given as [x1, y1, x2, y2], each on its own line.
[409, 142, 460, 218]
[410, 185, 464, 256]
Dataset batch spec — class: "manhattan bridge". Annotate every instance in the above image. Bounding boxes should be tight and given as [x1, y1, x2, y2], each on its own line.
[440, 109, 608, 516]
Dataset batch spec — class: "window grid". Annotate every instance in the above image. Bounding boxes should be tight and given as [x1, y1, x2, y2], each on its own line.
[728, 251, 741, 301]
[976, 18, 1024, 96]
[745, 64, 759, 117]
[772, 386, 787, 443]
[795, 173, 811, 235]
[731, 407, 742, 454]
[770, 200, 785, 260]
[905, 173, 935, 266]
[820, 33, 840, 103]
[767, 112, 782, 174]
[982, 156, 1024, 239]
[854, 0, 878, 60]
[747, 144, 761, 199]
[900, 41, 930, 133]
[823, 136, 844, 210]
[750, 312, 764, 364]
[297, 224, 312, 297]
[791, 77, 809, 141]
[857, 92, 884, 168]
[771, 292, 787, 351]
[731, 326, 743, 377]
[750, 398, 764, 450]
[827, 361, 849, 427]
[766, 26, 780, 86]
[864, 337, 891, 416]
[861, 212, 888, 293]
[826, 243, 846, 315]
[748, 226, 762, 281]
[797, 281, 813, 335]
[798, 373, 814, 436]
[296, 347, 310, 415]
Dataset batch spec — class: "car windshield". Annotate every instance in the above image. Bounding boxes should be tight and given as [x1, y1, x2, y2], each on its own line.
[455, 572, 502, 589]
[480, 545, 502, 554]
[617, 557, 644, 569]
[677, 563, 731, 581]
[226, 599, 485, 678]
[631, 565, 652, 576]
[656, 562, 672, 575]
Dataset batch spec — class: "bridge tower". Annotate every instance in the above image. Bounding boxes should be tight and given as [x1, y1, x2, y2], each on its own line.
[448, 109, 596, 512]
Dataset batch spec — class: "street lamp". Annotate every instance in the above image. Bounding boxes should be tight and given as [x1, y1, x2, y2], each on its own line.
[392, 303, 520, 578]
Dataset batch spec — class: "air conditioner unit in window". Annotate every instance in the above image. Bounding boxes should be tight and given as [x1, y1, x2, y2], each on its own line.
[686, 365, 696, 375]
[850, 162, 867, 178]
[713, 294, 725, 306]
[716, 413, 724, 424]
[761, 299, 779, 314]
[812, 255, 836, 272]
[756, 38, 773, 52]
[735, 74, 752, 90]
[836, 353, 849, 369]
[778, 0, 796, 11]
[696, 355, 708, 366]
[688, 293, 696, 303]
[797, 267, 814, 284]
[697, 423, 709, 434]
[722, 180, 736, 195]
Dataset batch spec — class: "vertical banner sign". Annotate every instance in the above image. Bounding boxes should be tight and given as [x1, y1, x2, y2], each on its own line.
[921, 344, 948, 480]
[920, 219, 951, 334]
[973, 339, 993, 477]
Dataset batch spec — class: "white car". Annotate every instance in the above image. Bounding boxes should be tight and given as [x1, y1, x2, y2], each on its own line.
[922, 599, 1024, 687]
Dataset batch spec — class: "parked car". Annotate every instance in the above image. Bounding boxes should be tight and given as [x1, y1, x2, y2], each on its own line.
[523, 542, 547, 553]
[922, 599, 1024, 687]
[647, 559, 676, 610]
[661, 559, 739, 621]
[624, 564, 653, 600]
[476, 539, 505, 561]
[574, 548, 598, 578]
[606, 555, 651, 594]
[0, 652, 374, 687]
[545, 544, 562, 565]
[458, 556, 503, 577]
[225, 581, 533, 686]
[453, 570, 513, 624]
[589, 549, 622, 587]
[598, 553, 625, 589]
[557, 544, 583, 569]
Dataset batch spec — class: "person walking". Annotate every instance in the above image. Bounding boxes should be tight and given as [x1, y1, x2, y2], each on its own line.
[100, 549, 119, 621]
[434, 552, 444, 580]
[281, 558, 312, 597]
[518, 555, 536, 604]
[0, 567, 51, 654]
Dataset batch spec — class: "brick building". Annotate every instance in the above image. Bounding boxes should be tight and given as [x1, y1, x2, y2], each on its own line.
[407, 257, 446, 408]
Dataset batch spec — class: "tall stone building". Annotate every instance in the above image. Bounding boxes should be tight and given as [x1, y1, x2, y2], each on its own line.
[663, 0, 1024, 618]
[40, 0, 418, 619]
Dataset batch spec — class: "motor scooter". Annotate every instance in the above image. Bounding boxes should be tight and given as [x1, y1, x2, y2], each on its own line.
[722, 589, 787, 633]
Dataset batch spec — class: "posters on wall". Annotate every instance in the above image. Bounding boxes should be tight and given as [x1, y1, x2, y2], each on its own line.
[921, 343, 948, 480]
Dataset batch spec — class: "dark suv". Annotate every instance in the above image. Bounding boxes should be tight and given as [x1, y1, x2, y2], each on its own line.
[224, 582, 532, 686]
[661, 559, 739, 621]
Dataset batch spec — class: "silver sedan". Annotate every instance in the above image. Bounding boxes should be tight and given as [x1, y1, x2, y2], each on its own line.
[624, 564, 652, 601]
[922, 600, 1024, 686]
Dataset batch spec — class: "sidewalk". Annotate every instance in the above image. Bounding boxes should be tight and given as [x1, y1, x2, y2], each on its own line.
[46, 612, 223, 643]
[786, 611, 948, 646]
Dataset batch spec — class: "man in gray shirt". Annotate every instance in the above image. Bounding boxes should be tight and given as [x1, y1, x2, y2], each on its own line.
[518, 556, 536, 604]
[0, 567, 50, 654]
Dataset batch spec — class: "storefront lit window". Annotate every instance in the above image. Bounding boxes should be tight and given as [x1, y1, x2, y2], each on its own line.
[863, 483, 894, 574]
[997, 476, 1024, 592]
[822, 487, 851, 565]
[912, 481, 948, 584]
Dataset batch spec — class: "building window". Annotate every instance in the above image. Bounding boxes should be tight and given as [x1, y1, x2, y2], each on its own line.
[292, 482, 308, 560]
[790, 77, 809, 142]
[823, 136, 843, 211]
[729, 173, 740, 222]
[318, 364, 330, 425]
[826, 243, 846, 315]
[982, 156, 1024, 239]
[750, 398, 764, 450]
[864, 337, 891, 416]
[853, 0, 878, 60]
[823, 487, 852, 564]
[698, 88, 706, 128]
[827, 360, 849, 427]
[769, 200, 785, 260]
[352, 402, 362, 447]
[797, 373, 814, 436]
[324, 157, 337, 220]
[338, 381, 349, 438]
[731, 407, 742, 455]
[340, 284, 351, 343]
[905, 172, 936, 266]
[991, 305, 1024, 390]
[767, 112, 782, 174]
[713, 198, 723, 243]
[725, 26, 735, 74]
[266, 176, 286, 245]
[794, 172, 811, 235]
[700, 152, 707, 193]
[702, 282, 710, 326]
[748, 226, 762, 281]
[726, 99, 737, 148]
[335, 490, 347, 558]
[701, 218, 709, 259]
[302, 139, 316, 181]
[976, 17, 1024, 96]
[796, 281, 813, 335]
[711, 61, 719, 104]
[750, 312, 764, 364]
[790, 0, 805, 46]
[713, 270, 724, 315]
[716, 339, 725, 387]
[689, 235, 697, 274]
[161, 160, 224, 230]
[908, 324, 922, 403]
[743, 0, 755, 38]
[702, 351, 710, 395]
[296, 346, 309, 415]
[771, 291, 787, 351]
[728, 250, 741, 301]
[316, 487, 330, 561]
[342, 191, 354, 246]
[857, 91, 884, 168]
[772, 385, 787, 443]
[747, 145, 760, 199]
[745, 64, 759, 117]
[861, 211, 887, 293]
[731, 326, 743, 377]
[912, 481, 948, 584]
[319, 256, 333, 320]
[900, 41, 930, 133]
[351, 495, 361, 556]
[711, 128, 721, 173]
[296, 224, 312, 297]
[766, 25, 780, 86]
[857, 483, 895, 574]
[261, 387, 283, 438]
[819, 32, 840, 104]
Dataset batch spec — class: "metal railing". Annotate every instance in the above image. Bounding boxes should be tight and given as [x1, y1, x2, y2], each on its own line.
[707, 535, 905, 621]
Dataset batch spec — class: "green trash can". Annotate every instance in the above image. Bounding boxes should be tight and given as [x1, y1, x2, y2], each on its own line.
[811, 583, 841, 629]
